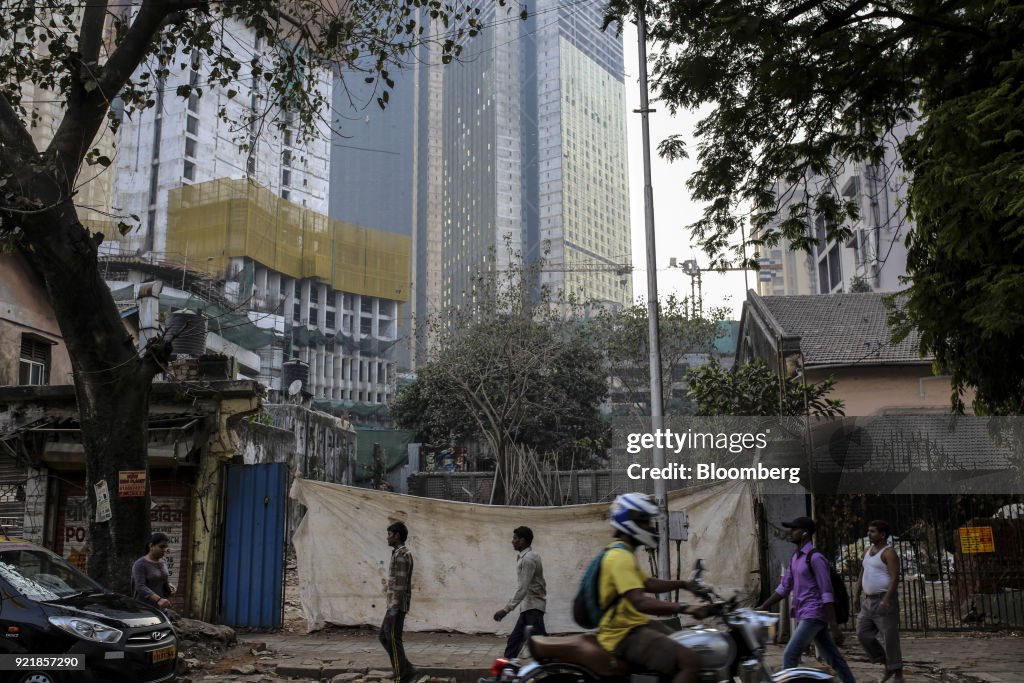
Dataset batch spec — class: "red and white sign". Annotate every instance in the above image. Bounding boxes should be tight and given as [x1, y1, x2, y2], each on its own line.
[118, 470, 147, 498]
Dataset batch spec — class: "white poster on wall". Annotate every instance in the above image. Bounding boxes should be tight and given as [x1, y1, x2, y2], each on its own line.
[61, 495, 187, 583]
[62, 496, 89, 573]
[94, 480, 112, 523]
[150, 496, 186, 583]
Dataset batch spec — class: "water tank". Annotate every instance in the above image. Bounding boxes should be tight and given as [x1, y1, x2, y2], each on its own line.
[281, 360, 309, 393]
[166, 310, 207, 358]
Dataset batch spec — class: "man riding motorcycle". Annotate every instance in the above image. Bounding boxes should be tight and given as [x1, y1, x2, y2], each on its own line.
[596, 493, 711, 683]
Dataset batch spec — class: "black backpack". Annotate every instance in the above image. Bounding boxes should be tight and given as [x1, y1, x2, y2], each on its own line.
[572, 542, 628, 629]
[802, 549, 851, 624]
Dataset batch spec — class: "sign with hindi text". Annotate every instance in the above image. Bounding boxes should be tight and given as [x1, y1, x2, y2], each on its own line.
[118, 470, 147, 498]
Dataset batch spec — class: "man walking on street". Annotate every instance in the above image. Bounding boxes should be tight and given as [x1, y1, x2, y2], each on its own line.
[756, 516, 856, 683]
[381, 521, 426, 683]
[856, 520, 904, 683]
[494, 526, 547, 658]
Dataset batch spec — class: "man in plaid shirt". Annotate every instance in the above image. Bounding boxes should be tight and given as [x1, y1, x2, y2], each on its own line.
[381, 521, 426, 683]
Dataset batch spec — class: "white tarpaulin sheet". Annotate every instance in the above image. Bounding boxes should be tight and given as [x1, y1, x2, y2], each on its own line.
[291, 479, 758, 633]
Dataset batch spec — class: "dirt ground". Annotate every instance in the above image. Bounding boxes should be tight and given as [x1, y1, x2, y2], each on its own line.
[283, 551, 307, 633]
[174, 554, 307, 679]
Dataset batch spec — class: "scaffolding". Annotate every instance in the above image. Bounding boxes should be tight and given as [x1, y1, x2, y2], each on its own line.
[166, 179, 410, 302]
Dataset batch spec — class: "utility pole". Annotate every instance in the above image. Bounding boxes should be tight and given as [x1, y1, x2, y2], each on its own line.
[634, 0, 670, 582]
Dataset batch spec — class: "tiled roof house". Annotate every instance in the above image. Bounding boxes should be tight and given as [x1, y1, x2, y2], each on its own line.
[735, 291, 969, 415]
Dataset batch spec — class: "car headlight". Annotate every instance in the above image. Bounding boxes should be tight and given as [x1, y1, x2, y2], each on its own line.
[48, 616, 123, 643]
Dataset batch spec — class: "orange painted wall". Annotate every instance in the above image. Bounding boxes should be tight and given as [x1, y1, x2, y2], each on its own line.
[807, 365, 974, 416]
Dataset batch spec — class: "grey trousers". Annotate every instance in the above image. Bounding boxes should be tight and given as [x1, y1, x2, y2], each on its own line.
[857, 592, 903, 671]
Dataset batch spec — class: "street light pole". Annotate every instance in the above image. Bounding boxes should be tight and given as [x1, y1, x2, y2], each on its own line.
[634, 0, 670, 583]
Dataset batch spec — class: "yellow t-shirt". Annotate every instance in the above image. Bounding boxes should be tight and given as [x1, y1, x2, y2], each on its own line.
[596, 541, 650, 652]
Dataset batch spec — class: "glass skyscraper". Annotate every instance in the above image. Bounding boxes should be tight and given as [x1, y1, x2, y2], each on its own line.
[329, 1, 633, 363]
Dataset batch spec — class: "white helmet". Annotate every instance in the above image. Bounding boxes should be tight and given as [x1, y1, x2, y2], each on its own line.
[610, 493, 660, 548]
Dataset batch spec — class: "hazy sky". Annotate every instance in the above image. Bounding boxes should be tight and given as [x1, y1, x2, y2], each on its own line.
[621, 23, 749, 321]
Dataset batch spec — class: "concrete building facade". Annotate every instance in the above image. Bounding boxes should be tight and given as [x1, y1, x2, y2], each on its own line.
[112, 19, 332, 256]
[756, 123, 916, 296]
[108, 20, 405, 405]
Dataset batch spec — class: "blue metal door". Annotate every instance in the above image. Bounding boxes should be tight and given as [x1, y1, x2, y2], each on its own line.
[221, 462, 286, 628]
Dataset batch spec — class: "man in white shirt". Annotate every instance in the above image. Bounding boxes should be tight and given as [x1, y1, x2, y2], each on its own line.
[494, 526, 547, 658]
[855, 520, 903, 683]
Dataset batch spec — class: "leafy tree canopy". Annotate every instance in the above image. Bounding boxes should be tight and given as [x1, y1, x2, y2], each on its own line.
[604, 0, 1024, 414]
[391, 248, 610, 483]
[687, 359, 845, 417]
[591, 294, 726, 417]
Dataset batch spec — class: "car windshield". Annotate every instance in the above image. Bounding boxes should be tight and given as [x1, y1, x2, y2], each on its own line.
[0, 547, 104, 600]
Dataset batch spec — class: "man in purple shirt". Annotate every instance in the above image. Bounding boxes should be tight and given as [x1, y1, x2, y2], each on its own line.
[756, 516, 856, 683]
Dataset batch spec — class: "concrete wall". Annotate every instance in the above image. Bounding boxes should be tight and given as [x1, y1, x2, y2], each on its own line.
[0, 255, 72, 386]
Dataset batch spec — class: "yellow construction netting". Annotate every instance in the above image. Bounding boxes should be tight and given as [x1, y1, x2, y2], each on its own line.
[166, 179, 410, 302]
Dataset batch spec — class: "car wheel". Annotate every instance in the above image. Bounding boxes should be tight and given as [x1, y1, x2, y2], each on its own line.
[17, 672, 59, 683]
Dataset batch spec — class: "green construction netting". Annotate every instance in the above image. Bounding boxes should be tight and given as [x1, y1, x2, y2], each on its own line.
[110, 283, 135, 300]
[111, 287, 277, 351]
[288, 325, 399, 355]
[354, 427, 415, 481]
[713, 320, 740, 356]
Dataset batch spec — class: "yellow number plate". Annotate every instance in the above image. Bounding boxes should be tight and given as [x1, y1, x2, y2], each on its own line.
[151, 645, 177, 663]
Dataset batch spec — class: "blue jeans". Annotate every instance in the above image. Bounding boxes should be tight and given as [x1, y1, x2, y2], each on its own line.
[783, 618, 857, 683]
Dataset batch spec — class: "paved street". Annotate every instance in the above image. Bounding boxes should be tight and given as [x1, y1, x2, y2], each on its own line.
[185, 628, 1024, 683]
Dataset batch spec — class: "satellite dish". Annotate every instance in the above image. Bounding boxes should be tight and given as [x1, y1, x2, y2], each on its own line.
[287, 379, 303, 396]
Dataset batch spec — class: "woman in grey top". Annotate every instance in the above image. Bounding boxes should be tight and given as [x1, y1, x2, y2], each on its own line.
[131, 532, 176, 609]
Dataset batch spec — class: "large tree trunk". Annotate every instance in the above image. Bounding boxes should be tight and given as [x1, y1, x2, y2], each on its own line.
[18, 197, 170, 594]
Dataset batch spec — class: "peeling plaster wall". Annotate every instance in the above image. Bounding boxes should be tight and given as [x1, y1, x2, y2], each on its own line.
[0, 255, 72, 386]
[236, 420, 296, 466]
[235, 404, 356, 544]
[263, 404, 355, 484]
[186, 386, 260, 622]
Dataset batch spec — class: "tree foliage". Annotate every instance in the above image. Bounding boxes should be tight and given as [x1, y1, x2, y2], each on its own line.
[0, 0, 515, 590]
[603, 0, 1024, 414]
[390, 250, 610, 499]
[591, 294, 725, 416]
[686, 359, 845, 417]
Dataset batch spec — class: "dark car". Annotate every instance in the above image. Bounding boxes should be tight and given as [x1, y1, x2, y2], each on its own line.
[0, 539, 176, 683]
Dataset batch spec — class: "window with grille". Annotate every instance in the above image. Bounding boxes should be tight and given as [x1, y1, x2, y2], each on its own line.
[19, 336, 51, 386]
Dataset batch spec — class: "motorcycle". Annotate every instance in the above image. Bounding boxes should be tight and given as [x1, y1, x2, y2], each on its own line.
[483, 560, 834, 683]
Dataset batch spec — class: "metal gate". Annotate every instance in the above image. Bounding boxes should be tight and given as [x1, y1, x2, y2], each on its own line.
[0, 448, 26, 537]
[221, 463, 287, 628]
[817, 494, 1024, 631]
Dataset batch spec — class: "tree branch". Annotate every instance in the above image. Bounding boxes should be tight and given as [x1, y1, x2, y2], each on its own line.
[810, 0, 875, 36]
[780, 0, 830, 24]
[78, 0, 109, 66]
[0, 92, 38, 159]
[876, 6, 987, 37]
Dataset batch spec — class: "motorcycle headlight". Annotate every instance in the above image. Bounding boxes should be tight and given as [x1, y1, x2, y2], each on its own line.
[48, 616, 123, 643]
[755, 611, 779, 645]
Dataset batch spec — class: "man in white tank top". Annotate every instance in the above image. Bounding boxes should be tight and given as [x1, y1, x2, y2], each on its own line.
[855, 520, 903, 683]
